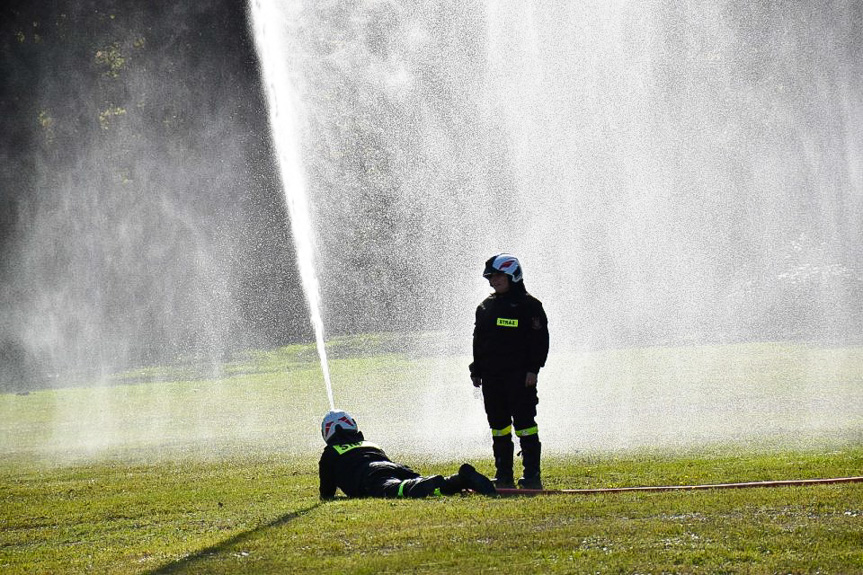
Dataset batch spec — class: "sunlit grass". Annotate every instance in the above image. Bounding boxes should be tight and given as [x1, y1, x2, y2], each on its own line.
[1, 337, 862, 572]
[1, 450, 861, 574]
[1, 338, 862, 460]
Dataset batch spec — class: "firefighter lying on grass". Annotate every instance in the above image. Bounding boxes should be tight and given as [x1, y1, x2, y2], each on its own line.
[319, 410, 497, 499]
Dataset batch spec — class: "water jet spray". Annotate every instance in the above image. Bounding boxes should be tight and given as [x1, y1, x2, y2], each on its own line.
[242, 1, 863, 457]
[250, 0, 335, 410]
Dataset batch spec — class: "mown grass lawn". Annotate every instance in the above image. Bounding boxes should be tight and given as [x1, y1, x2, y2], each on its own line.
[1, 450, 862, 574]
[2, 338, 862, 573]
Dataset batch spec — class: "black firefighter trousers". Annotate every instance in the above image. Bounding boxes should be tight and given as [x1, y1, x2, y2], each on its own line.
[481, 372, 541, 481]
[361, 461, 457, 498]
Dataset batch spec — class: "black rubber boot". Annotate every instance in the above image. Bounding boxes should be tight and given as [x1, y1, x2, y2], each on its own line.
[517, 435, 542, 489]
[492, 435, 515, 487]
[440, 473, 466, 495]
[458, 464, 497, 495]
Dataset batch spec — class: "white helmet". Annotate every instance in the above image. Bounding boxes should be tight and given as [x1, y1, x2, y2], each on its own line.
[321, 410, 358, 443]
[483, 253, 523, 283]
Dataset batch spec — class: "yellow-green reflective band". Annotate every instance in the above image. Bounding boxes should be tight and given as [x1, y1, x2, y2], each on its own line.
[491, 425, 512, 437]
[433, 488, 442, 497]
[398, 481, 407, 497]
[496, 317, 518, 327]
[332, 441, 381, 455]
[515, 426, 539, 437]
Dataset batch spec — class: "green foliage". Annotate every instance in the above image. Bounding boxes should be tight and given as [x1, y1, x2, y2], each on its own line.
[98, 105, 127, 130]
[94, 42, 127, 77]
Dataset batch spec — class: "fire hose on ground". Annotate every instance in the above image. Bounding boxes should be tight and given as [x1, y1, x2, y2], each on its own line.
[494, 475, 863, 496]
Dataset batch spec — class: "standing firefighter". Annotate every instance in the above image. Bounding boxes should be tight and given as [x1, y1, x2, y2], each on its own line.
[318, 410, 496, 499]
[470, 254, 549, 489]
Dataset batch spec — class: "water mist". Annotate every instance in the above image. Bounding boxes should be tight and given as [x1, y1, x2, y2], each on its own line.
[240, 1, 862, 457]
[1, 0, 861, 462]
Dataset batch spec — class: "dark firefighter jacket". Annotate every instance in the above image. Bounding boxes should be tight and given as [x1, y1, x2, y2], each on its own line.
[319, 428, 398, 499]
[469, 283, 549, 379]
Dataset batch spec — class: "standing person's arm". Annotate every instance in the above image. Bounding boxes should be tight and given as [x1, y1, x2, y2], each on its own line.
[469, 305, 484, 387]
[525, 301, 549, 387]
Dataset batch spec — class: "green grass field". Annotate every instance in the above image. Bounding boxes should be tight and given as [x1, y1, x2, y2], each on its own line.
[2, 338, 862, 573]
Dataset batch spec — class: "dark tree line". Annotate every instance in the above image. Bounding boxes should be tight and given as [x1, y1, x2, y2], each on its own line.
[0, 1, 312, 389]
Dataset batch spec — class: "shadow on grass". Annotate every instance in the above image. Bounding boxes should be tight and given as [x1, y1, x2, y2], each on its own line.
[145, 503, 321, 574]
